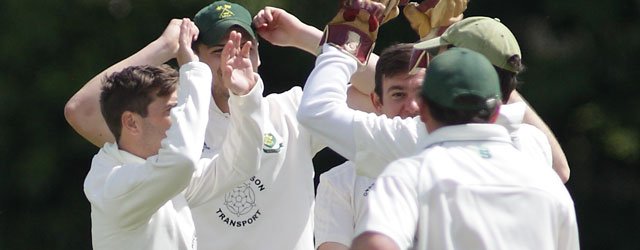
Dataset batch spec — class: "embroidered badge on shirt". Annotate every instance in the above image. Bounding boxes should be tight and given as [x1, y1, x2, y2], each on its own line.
[262, 133, 283, 153]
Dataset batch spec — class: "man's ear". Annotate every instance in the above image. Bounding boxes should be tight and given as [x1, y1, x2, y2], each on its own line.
[121, 111, 141, 136]
[418, 97, 430, 125]
[370, 92, 383, 114]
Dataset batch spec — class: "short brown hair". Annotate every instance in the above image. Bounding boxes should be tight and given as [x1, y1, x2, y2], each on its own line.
[495, 55, 525, 103]
[99, 64, 178, 142]
[374, 43, 415, 103]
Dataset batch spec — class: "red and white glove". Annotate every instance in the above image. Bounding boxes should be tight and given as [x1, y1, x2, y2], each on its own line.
[319, 0, 401, 66]
[404, 0, 467, 73]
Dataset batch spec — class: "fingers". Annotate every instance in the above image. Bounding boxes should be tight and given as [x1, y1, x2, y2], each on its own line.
[179, 18, 190, 46]
[191, 21, 199, 42]
[241, 40, 253, 59]
[253, 6, 275, 30]
[417, 0, 439, 12]
[220, 31, 236, 75]
[220, 31, 241, 69]
[178, 18, 199, 47]
[381, 0, 400, 22]
[220, 31, 245, 76]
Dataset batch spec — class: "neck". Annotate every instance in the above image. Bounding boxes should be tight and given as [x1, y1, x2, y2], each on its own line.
[212, 87, 231, 114]
[214, 95, 230, 114]
[118, 136, 150, 159]
[425, 118, 443, 133]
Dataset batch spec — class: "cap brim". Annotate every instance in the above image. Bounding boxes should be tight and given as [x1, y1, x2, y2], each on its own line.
[413, 37, 449, 50]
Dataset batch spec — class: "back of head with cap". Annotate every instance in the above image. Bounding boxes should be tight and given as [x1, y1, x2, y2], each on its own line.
[194, 1, 256, 46]
[414, 16, 521, 73]
[420, 47, 501, 125]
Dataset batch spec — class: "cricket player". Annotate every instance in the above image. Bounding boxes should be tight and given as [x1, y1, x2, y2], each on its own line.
[65, 1, 379, 249]
[351, 47, 579, 250]
[302, 2, 569, 248]
[85, 19, 208, 250]
[298, 11, 565, 181]
[78, 17, 268, 249]
[411, 16, 570, 182]
[314, 43, 424, 250]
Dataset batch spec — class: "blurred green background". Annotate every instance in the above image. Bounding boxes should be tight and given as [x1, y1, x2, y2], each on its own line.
[1, 0, 638, 249]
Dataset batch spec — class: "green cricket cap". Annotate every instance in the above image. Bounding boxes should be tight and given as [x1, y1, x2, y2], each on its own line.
[414, 16, 521, 72]
[194, 1, 256, 46]
[421, 47, 501, 110]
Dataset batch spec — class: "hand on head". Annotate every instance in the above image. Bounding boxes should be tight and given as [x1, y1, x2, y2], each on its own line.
[157, 19, 183, 61]
[176, 18, 200, 66]
[253, 7, 304, 47]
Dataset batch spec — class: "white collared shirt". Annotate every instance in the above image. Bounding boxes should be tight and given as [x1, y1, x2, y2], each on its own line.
[357, 124, 579, 250]
[85, 62, 211, 250]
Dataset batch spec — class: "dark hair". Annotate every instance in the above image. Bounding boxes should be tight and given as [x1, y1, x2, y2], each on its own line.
[495, 55, 525, 103]
[374, 43, 415, 103]
[447, 45, 525, 103]
[423, 94, 501, 125]
[99, 64, 178, 142]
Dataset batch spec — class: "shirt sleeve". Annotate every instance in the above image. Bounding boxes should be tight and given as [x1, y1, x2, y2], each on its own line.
[355, 159, 422, 250]
[184, 74, 266, 207]
[512, 124, 553, 167]
[558, 200, 580, 250]
[94, 61, 212, 229]
[352, 115, 425, 178]
[297, 45, 360, 160]
[314, 162, 357, 248]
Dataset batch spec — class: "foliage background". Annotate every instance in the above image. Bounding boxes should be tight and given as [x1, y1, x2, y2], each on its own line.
[1, 0, 638, 249]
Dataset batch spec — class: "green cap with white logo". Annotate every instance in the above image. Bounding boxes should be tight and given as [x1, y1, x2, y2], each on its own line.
[421, 47, 501, 111]
[414, 16, 521, 72]
[194, 1, 256, 46]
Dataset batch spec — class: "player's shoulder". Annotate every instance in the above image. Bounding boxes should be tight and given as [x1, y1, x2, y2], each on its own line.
[379, 155, 423, 179]
[264, 85, 303, 109]
[320, 161, 356, 179]
[515, 123, 547, 139]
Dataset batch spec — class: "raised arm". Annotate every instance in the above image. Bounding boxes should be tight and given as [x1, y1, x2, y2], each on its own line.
[509, 91, 570, 183]
[253, 6, 376, 105]
[104, 19, 212, 226]
[64, 19, 183, 147]
[298, 45, 360, 160]
[185, 31, 267, 206]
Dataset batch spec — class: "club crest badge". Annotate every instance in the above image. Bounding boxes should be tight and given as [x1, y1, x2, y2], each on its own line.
[216, 4, 234, 18]
[262, 133, 283, 153]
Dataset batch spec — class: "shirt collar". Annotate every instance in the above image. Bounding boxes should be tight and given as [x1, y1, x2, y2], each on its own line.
[422, 124, 513, 149]
[102, 142, 146, 164]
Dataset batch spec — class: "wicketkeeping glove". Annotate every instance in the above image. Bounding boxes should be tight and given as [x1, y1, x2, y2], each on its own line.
[319, 0, 401, 66]
[403, 0, 467, 38]
[404, 0, 467, 74]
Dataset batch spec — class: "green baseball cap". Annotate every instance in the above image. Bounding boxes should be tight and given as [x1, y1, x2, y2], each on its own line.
[421, 47, 501, 110]
[194, 1, 256, 46]
[414, 16, 521, 72]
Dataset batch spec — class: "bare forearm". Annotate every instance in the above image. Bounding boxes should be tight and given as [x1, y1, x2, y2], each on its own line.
[290, 23, 324, 55]
[285, 18, 376, 94]
[65, 38, 177, 147]
[350, 54, 377, 95]
[522, 108, 570, 182]
[510, 91, 570, 182]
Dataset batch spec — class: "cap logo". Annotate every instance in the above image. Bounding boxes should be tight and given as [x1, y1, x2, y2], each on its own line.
[216, 4, 235, 19]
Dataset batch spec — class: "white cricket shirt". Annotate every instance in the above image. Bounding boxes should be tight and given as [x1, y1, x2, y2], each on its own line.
[299, 45, 552, 179]
[191, 77, 325, 250]
[358, 124, 579, 250]
[84, 62, 211, 250]
[301, 45, 556, 248]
